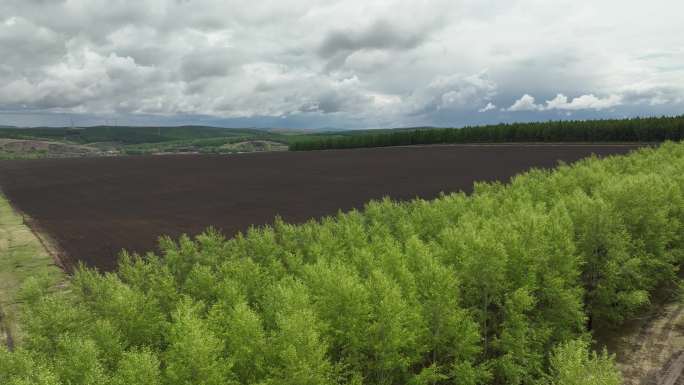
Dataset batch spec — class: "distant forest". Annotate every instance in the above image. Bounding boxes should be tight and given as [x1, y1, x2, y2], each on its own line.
[290, 115, 684, 151]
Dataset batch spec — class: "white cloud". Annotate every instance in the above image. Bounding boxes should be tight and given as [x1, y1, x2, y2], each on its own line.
[543, 94, 570, 110]
[478, 102, 496, 112]
[507, 94, 540, 111]
[506, 93, 623, 112]
[544, 93, 622, 110]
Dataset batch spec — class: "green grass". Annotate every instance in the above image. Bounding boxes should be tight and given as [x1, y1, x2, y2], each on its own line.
[0, 195, 64, 347]
[0, 149, 48, 160]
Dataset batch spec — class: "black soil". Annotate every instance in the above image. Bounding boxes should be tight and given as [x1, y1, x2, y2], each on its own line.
[0, 144, 645, 271]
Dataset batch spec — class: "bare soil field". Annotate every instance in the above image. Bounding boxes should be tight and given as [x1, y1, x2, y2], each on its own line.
[0, 144, 645, 271]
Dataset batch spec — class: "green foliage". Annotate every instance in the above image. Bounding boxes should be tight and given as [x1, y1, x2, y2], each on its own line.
[20, 294, 91, 356]
[110, 348, 161, 385]
[290, 115, 684, 150]
[164, 299, 231, 385]
[3, 141, 683, 385]
[52, 335, 107, 385]
[548, 339, 621, 385]
[0, 346, 60, 385]
[17, 274, 56, 306]
[207, 301, 268, 383]
[72, 269, 167, 348]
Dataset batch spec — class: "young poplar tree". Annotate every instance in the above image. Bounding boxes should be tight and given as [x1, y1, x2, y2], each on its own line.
[548, 339, 621, 385]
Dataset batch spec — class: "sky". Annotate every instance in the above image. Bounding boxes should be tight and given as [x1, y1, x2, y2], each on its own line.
[0, 0, 683, 129]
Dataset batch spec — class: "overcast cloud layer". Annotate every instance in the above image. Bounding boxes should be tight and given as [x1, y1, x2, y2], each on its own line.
[1, 0, 683, 128]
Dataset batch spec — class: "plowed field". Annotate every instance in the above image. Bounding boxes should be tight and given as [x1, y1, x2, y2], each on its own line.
[0, 144, 645, 271]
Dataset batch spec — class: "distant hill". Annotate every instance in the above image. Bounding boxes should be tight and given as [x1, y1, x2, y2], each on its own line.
[0, 138, 106, 160]
[0, 124, 455, 157]
[0, 125, 314, 157]
[0, 125, 277, 145]
[330, 126, 439, 136]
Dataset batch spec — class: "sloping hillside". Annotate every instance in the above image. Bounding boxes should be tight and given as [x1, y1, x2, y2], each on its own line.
[0, 139, 107, 159]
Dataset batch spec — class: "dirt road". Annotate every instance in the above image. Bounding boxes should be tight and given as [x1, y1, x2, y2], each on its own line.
[609, 301, 684, 385]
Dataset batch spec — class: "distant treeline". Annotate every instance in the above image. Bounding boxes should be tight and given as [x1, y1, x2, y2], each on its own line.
[290, 116, 684, 151]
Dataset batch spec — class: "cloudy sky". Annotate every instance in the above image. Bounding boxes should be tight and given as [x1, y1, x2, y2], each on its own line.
[1, 0, 683, 128]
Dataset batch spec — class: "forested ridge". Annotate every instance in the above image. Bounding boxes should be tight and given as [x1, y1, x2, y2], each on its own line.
[290, 116, 684, 151]
[2, 142, 683, 385]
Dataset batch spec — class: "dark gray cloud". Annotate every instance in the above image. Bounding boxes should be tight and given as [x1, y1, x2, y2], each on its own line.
[180, 50, 236, 82]
[620, 85, 683, 106]
[318, 20, 427, 58]
[406, 72, 497, 116]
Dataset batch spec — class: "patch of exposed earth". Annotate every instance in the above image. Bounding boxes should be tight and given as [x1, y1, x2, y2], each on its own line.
[0, 138, 112, 158]
[220, 139, 288, 152]
[603, 300, 684, 385]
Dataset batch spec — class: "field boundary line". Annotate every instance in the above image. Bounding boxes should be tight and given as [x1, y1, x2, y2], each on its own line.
[0, 190, 66, 349]
[18, 213, 69, 272]
[0, 186, 70, 272]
